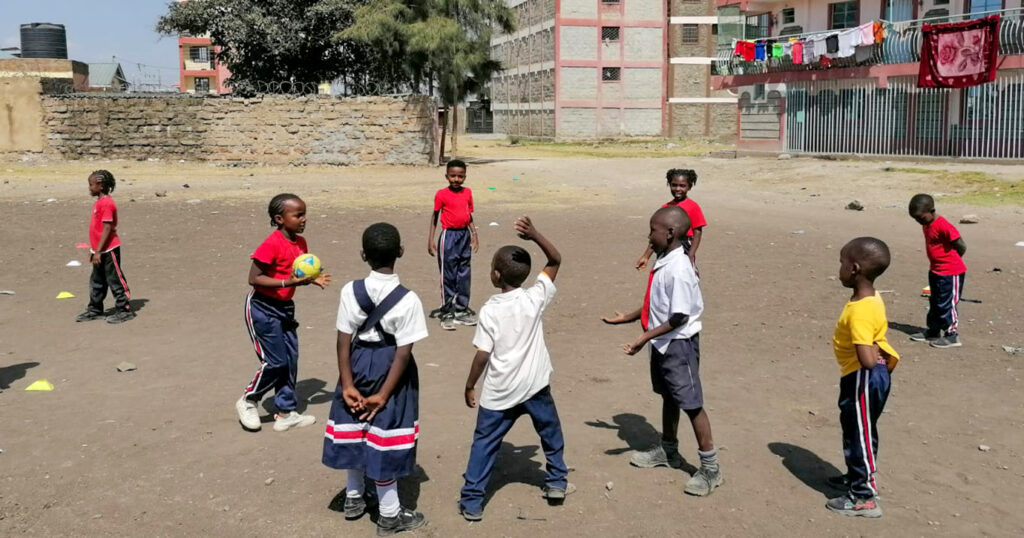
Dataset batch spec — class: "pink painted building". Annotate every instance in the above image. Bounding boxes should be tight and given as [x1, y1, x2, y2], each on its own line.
[491, 0, 738, 138]
[178, 33, 230, 95]
[711, 0, 1024, 158]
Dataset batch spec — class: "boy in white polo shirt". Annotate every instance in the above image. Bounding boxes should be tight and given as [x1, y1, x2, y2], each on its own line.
[458, 216, 571, 521]
[603, 205, 722, 497]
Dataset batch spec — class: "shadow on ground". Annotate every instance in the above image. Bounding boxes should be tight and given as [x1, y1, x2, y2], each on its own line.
[586, 413, 698, 475]
[768, 442, 843, 498]
[0, 361, 40, 390]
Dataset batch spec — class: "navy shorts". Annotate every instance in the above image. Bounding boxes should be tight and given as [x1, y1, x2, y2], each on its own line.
[650, 335, 703, 410]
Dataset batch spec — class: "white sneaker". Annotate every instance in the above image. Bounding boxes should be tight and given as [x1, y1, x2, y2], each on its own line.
[235, 397, 261, 431]
[273, 411, 316, 432]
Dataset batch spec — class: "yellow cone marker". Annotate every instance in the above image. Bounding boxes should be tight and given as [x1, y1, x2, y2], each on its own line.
[25, 379, 54, 391]
[56, 291, 75, 299]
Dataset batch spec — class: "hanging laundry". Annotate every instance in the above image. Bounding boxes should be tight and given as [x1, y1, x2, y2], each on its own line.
[838, 30, 858, 57]
[855, 44, 873, 63]
[772, 43, 784, 58]
[735, 40, 756, 61]
[857, 22, 874, 47]
[826, 34, 839, 55]
[792, 41, 804, 64]
[919, 15, 1001, 88]
[873, 21, 885, 44]
[755, 41, 767, 61]
[782, 42, 792, 58]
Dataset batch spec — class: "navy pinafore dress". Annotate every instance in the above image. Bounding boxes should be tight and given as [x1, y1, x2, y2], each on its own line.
[322, 280, 420, 481]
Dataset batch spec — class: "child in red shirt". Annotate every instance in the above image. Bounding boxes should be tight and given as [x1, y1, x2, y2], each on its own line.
[636, 169, 707, 271]
[75, 170, 134, 324]
[426, 159, 479, 330]
[908, 194, 967, 349]
[235, 193, 331, 433]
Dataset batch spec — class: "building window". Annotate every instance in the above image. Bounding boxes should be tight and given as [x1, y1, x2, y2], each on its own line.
[601, 0, 620, 3]
[189, 47, 209, 63]
[602, 26, 621, 42]
[933, 0, 949, 4]
[754, 83, 765, 101]
[968, 0, 1001, 18]
[746, 13, 772, 39]
[602, 67, 621, 82]
[829, 1, 859, 30]
[194, 77, 210, 93]
[681, 24, 699, 44]
[782, 8, 796, 24]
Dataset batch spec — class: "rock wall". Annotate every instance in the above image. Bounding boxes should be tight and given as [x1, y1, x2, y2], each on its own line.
[38, 94, 438, 165]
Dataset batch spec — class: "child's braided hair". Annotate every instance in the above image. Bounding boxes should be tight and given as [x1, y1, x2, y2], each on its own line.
[267, 193, 301, 227]
[91, 170, 116, 193]
[665, 168, 697, 186]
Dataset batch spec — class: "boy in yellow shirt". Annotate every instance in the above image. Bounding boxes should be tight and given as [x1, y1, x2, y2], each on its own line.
[827, 237, 899, 518]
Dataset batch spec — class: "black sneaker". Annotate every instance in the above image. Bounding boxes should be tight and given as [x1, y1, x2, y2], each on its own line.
[376, 507, 426, 536]
[541, 482, 577, 502]
[439, 314, 457, 331]
[453, 309, 478, 326]
[429, 307, 447, 319]
[106, 310, 136, 324]
[343, 495, 367, 520]
[930, 334, 962, 348]
[75, 310, 104, 322]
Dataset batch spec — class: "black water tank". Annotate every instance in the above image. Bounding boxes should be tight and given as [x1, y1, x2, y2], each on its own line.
[20, 23, 68, 59]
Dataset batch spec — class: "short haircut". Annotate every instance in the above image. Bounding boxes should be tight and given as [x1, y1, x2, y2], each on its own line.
[267, 193, 301, 227]
[845, 236, 891, 281]
[446, 159, 467, 171]
[493, 245, 531, 287]
[909, 193, 935, 214]
[91, 169, 116, 194]
[666, 168, 697, 186]
[363, 222, 402, 268]
[652, 205, 692, 241]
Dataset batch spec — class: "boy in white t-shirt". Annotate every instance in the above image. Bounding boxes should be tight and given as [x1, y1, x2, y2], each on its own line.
[458, 216, 571, 521]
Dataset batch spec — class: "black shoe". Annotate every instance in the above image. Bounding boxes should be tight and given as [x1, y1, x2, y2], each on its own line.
[76, 310, 104, 322]
[344, 495, 367, 520]
[429, 307, 447, 319]
[909, 330, 940, 342]
[459, 504, 483, 522]
[106, 310, 136, 324]
[376, 507, 426, 536]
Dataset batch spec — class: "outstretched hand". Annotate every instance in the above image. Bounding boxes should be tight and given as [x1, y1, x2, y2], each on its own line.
[602, 311, 631, 325]
[514, 216, 537, 240]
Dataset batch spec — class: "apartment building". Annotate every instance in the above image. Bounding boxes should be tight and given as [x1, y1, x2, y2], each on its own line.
[178, 33, 230, 95]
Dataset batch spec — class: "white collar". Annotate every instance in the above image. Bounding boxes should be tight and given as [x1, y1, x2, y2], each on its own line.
[367, 270, 399, 282]
[653, 247, 684, 271]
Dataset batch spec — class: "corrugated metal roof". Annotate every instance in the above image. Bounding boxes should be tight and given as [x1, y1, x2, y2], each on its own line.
[88, 62, 126, 87]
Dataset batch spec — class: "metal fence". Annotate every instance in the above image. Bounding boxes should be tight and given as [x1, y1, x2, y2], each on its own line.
[784, 73, 1024, 159]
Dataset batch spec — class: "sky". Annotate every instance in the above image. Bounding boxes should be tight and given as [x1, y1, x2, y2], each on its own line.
[2, 0, 181, 87]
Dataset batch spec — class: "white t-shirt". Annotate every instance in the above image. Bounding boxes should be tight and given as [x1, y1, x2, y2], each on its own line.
[336, 271, 428, 347]
[648, 247, 703, 354]
[472, 272, 557, 411]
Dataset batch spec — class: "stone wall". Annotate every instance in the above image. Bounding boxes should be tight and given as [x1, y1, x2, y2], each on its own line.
[36, 94, 437, 165]
[0, 77, 45, 152]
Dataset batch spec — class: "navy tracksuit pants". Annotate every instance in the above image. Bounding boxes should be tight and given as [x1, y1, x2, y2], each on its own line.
[460, 387, 568, 513]
[437, 227, 472, 313]
[927, 271, 965, 336]
[242, 290, 299, 412]
[838, 363, 891, 499]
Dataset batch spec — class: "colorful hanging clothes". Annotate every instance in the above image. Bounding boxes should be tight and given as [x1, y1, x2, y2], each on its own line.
[826, 34, 839, 55]
[857, 22, 874, 46]
[735, 40, 756, 61]
[772, 43, 784, 58]
[755, 41, 767, 61]
[838, 30, 858, 57]
[873, 21, 885, 44]
[919, 15, 1000, 89]
[792, 41, 804, 64]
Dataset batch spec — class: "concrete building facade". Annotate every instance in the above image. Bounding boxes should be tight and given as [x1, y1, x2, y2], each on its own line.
[491, 0, 737, 139]
[178, 34, 231, 95]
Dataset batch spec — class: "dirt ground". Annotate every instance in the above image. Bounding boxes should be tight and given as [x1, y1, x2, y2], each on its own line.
[1, 146, 1022, 537]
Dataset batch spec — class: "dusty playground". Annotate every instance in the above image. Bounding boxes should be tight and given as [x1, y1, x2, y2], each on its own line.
[1, 144, 1022, 536]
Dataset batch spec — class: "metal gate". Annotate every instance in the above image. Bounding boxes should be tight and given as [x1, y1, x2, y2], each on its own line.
[785, 72, 1024, 159]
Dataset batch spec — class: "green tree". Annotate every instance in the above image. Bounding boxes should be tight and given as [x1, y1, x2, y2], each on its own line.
[156, 0, 378, 93]
[341, 0, 515, 158]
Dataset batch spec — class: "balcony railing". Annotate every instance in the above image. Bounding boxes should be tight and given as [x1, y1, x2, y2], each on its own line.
[713, 7, 1024, 77]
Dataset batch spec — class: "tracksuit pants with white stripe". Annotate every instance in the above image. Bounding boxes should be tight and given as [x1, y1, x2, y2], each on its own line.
[838, 363, 891, 499]
[87, 246, 131, 313]
[242, 291, 299, 413]
[437, 227, 472, 313]
[927, 271, 965, 336]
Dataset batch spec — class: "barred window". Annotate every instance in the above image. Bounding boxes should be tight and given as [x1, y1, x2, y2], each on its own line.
[602, 26, 620, 42]
[681, 24, 699, 44]
[602, 67, 621, 82]
[782, 8, 796, 24]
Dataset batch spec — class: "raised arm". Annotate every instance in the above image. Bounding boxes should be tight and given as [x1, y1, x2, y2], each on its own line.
[514, 216, 561, 281]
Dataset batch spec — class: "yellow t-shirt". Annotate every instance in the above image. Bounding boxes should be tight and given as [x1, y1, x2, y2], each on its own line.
[833, 293, 900, 376]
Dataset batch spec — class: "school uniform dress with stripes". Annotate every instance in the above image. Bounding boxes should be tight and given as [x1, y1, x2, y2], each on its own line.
[323, 272, 428, 481]
[241, 230, 307, 412]
[832, 293, 900, 500]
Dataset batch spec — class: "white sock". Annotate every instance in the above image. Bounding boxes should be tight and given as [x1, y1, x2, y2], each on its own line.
[346, 469, 365, 498]
[376, 480, 400, 518]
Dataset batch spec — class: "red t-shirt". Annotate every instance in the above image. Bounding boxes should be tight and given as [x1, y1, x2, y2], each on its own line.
[89, 195, 122, 252]
[251, 230, 308, 301]
[923, 216, 966, 275]
[662, 198, 707, 238]
[434, 187, 474, 229]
